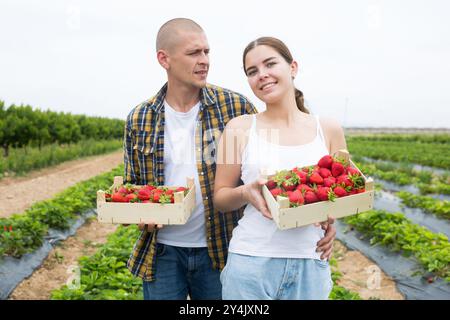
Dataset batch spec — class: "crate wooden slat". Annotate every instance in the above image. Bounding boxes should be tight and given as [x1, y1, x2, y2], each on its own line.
[97, 177, 196, 225]
[261, 149, 374, 230]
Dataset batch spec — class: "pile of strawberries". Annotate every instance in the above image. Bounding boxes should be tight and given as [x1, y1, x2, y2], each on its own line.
[105, 184, 188, 204]
[266, 155, 366, 207]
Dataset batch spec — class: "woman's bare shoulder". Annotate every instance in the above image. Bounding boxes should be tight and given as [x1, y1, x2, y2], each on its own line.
[318, 116, 344, 134]
[225, 114, 254, 132]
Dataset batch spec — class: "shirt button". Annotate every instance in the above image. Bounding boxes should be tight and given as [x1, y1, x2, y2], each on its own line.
[200, 172, 204, 175]
[205, 196, 208, 200]
[208, 237, 212, 240]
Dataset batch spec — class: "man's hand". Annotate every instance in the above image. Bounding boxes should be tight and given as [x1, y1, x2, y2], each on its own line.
[138, 221, 163, 232]
[242, 178, 272, 219]
[315, 216, 336, 260]
[121, 222, 163, 231]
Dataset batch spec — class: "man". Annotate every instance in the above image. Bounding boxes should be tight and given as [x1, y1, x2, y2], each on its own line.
[123, 18, 336, 300]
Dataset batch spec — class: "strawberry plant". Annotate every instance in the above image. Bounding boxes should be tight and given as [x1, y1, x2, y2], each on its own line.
[51, 225, 143, 300]
[344, 210, 450, 281]
[396, 191, 450, 219]
[347, 137, 450, 169]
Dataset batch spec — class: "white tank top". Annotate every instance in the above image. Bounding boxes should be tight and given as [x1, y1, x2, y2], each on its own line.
[228, 114, 330, 259]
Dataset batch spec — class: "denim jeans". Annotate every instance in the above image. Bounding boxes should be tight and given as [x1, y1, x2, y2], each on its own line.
[142, 243, 222, 300]
[221, 252, 333, 300]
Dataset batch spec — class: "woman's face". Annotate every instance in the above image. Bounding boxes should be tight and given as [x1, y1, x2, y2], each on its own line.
[244, 45, 297, 104]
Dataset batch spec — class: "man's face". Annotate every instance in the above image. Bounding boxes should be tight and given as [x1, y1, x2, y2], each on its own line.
[166, 31, 210, 89]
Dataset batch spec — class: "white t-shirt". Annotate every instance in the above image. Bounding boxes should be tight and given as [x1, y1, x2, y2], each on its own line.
[156, 100, 207, 247]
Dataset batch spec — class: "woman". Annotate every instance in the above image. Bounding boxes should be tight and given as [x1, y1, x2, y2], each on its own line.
[213, 37, 347, 300]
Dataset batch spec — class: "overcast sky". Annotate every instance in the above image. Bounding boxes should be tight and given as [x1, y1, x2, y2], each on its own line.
[1, 0, 449, 127]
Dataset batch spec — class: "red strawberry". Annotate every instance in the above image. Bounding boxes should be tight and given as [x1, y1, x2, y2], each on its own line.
[117, 187, 128, 194]
[282, 177, 297, 191]
[347, 167, 360, 176]
[331, 162, 345, 177]
[288, 190, 304, 206]
[126, 193, 139, 202]
[323, 176, 336, 188]
[309, 172, 324, 185]
[137, 189, 151, 201]
[304, 191, 319, 204]
[318, 168, 332, 179]
[318, 155, 333, 169]
[266, 180, 277, 190]
[141, 185, 155, 192]
[151, 190, 163, 202]
[356, 188, 366, 194]
[270, 188, 283, 198]
[337, 174, 353, 187]
[333, 186, 348, 198]
[301, 166, 315, 174]
[175, 186, 188, 193]
[297, 184, 313, 194]
[316, 187, 331, 201]
[295, 170, 308, 184]
[112, 192, 128, 202]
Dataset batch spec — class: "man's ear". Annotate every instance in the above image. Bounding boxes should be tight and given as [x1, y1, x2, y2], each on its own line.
[157, 50, 170, 70]
[291, 60, 298, 79]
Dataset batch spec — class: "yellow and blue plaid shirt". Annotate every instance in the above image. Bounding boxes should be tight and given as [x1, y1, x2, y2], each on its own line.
[124, 83, 257, 281]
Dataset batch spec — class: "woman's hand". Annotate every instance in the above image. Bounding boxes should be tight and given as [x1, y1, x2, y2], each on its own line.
[315, 216, 336, 260]
[242, 178, 272, 219]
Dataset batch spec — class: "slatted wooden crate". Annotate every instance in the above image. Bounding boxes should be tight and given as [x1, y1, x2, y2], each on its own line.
[97, 176, 196, 225]
[261, 150, 374, 230]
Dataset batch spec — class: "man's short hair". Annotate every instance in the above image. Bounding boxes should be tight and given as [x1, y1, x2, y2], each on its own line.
[156, 18, 204, 52]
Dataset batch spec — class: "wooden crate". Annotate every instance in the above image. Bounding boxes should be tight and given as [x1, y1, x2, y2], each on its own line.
[261, 150, 374, 230]
[97, 176, 196, 225]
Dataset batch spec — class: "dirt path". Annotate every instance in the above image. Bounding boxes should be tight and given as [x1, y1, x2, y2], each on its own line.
[332, 240, 404, 300]
[9, 219, 118, 300]
[0, 150, 123, 218]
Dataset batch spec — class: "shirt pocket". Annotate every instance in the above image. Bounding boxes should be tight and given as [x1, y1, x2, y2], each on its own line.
[133, 130, 153, 156]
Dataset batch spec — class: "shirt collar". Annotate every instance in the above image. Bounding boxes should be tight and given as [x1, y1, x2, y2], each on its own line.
[149, 83, 217, 113]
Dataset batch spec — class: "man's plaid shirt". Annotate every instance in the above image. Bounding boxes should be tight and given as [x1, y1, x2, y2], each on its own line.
[124, 83, 257, 281]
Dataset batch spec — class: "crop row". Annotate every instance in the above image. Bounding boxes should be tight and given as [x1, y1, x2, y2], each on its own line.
[352, 158, 450, 196]
[0, 165, 124, 258]
[344, 210, 450, 281]
[0, 139, 122, 179]
[347, 138, 450, 169]
[346, 133, 450, 144]
[396, 191, 450, 220]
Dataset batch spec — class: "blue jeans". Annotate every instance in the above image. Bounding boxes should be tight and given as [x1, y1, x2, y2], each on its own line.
[221, 252, 333, 300]
[142, 243, 222, 300]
